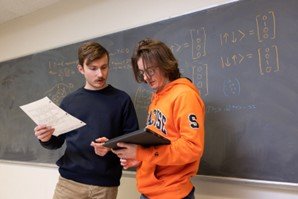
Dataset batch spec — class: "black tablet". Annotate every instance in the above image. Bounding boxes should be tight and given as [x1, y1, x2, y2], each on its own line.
[102, 128, 170, 149]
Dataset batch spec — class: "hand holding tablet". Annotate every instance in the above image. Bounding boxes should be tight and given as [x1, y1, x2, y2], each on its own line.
[103, 128, 170, 149]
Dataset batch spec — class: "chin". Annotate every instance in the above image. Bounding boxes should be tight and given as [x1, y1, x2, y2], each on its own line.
[151, 87, 159, 92]
[90, 85, 102, 89]
[150, 86, 157, 90]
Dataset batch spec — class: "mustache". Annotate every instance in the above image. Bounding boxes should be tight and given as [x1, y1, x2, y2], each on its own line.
[95, 78, 105, 81]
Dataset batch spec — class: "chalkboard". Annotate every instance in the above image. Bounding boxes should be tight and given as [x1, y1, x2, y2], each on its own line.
[1, 0, 298, 184]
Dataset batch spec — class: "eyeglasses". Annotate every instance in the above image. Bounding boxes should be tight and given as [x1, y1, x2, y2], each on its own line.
[138, 67, 157, 79]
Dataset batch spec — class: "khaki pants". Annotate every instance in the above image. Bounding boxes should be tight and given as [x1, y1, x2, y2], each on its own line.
[53, 176, 118, 199]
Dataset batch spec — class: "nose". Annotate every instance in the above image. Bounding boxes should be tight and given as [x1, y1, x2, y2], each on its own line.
[96, 69, 103, 77]
[143, 72, 150, 82]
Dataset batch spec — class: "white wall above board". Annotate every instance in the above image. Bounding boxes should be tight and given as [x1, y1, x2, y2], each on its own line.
[0, 0, 238, 62]
[0, 0, 61, 25]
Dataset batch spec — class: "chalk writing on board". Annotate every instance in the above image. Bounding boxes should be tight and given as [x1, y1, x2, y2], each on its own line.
[220, 53, 253, 68]
[258, 45, 280, 75]
[134, 86, 151, 110]
[220, 30, 247, 45]
[190, 27, 207, 60]
[44, 83, 74, 105]
[110, 48, 131, 70]
[223, 78, 240, 97]
[48, 60, 78, 81]
[219, 10, 280, 77]
[46, 59, 78, 104]
[206, 104, 257, 113]
[110, 58, 131, 70]
[219, 11, 276, 46]
[191, 62, 208, 96]
[256, 11, 276, 42]
[1, 75, 17, 88]
[1, 69, 33, 89]
[110, 48, 130, 56]
[170, 42, 190, 53]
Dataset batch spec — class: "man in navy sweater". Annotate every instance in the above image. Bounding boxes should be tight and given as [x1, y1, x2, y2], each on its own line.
[34, 41, 139, 199]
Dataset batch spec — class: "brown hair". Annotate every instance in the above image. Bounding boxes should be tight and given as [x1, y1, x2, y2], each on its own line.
[78, 41, 109, 66]
[131, 38, 181, 83]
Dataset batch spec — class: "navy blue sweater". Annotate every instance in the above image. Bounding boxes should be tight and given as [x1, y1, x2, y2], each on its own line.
[41, 85, 139, 186]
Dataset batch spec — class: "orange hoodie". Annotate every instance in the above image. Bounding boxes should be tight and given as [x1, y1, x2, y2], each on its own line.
[136, 78, 205, 199]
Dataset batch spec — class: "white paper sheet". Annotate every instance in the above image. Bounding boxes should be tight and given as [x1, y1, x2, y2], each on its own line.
[20, 96, 86, 136]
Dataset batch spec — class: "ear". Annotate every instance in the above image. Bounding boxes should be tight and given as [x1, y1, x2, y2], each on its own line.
[77, 64, 84, 74]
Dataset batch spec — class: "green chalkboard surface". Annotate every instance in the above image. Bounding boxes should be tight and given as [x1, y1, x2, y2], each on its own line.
[1, 0, 298, 184]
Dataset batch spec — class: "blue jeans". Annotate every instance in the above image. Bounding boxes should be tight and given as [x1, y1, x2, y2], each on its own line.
[140, 187, 195, 199]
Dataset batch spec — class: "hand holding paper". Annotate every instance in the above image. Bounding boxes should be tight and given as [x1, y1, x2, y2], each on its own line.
[20, 97, 86, 136]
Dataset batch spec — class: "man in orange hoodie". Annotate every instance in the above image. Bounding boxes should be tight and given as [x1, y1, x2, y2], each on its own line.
[113, 38, 205, 199]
